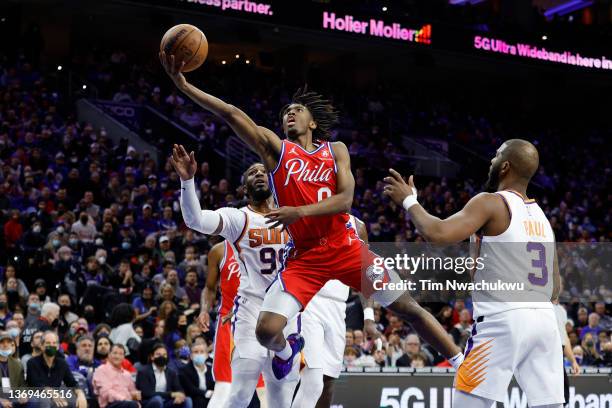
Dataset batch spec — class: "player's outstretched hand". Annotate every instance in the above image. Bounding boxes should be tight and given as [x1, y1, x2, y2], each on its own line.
[170, 144, 197, 181]
[265, 206, 302, 230]
[159, 50, 187, 90]
[197, 310, 211, 332]
[382, 168, 416, 206]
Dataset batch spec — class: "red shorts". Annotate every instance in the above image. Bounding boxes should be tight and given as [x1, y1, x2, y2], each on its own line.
[212, 314, 265, 387]
[278, 232, 390, 309]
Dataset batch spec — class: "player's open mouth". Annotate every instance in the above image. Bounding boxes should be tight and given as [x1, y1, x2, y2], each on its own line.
[287, 118, 296, 125]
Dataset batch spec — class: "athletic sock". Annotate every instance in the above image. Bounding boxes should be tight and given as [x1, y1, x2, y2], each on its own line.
[449, 352, 464, 369]
[276, 340, 293, 360]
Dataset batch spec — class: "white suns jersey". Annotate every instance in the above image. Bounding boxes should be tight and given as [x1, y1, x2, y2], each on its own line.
[217, 205, 290, 303]
[472, 190, 555, 319]
[313, 215, 359, 302]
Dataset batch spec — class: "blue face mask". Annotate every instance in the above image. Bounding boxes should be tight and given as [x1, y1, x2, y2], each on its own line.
[52, 239, 61, 247]
[8, 328, 19, 339]
[192, 354, 206, 366]
[29, 303, 41, 312]
[179, 345, 190, 359]
[0, 349, 13, 358]
[122, 242, 131, 250]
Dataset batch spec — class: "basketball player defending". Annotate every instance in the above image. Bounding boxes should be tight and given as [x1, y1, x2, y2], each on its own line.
[383, 139, 564, 408]
[203, 241, 266, 407]
[172, 154, 299, 408]
[161, 52, 463, 381]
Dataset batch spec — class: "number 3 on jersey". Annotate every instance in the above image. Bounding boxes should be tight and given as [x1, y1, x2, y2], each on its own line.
[317, 187, 332, 202]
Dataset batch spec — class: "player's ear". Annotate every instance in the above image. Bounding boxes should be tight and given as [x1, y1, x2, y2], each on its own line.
[500, 160, 511, 176]
[309, 120, 317, 131]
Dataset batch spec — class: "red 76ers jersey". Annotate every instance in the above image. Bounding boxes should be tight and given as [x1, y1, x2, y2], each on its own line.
[270, 140, 350, 249]
[218, 240, 241, 315]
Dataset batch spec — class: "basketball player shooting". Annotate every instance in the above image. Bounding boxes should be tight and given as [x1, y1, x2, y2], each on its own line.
[160, 51, 463, 381]
[382, 139, 564, 408]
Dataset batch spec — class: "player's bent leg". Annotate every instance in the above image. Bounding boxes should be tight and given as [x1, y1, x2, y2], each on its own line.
[255, 386, 267, 408]
[315, 375, 336, 408]
[386, 292, 462, 363]
[208, 381, 231, 408]
[452, 390, 496, 408]
[225, 357, 265, 408]
[292, 367, 324, 408]
[255, 311, 288, 351]
[257, 280, 301, 351]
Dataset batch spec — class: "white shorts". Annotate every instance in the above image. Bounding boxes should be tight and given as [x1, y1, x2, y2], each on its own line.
[301, 295, 346, 378]
[455, 307, 564, 406]
[231, 295, 299, 361]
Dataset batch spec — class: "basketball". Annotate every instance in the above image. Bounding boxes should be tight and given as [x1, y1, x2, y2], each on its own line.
[160, 24, 208, 72]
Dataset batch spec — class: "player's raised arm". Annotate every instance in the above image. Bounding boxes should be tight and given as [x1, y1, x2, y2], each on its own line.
[171, 144, 246, 239]
[198, 242, 223, 331]
[383, 169, 504, 243]
[160, 52, 282, 160]
[265, 142, 354, 228]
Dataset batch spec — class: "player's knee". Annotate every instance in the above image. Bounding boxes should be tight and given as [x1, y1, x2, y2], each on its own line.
[255, 313, 283, 346]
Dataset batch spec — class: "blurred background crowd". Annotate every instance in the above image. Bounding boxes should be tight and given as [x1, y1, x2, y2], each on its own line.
[1, 0, 612, 405]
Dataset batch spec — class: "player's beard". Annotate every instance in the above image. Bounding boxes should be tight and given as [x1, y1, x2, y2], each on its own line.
[484, 161, 502, 193]
[248, 185, 272, 202]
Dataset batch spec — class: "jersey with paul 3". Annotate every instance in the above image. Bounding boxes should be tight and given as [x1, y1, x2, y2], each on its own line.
[270, 140, 350, 249]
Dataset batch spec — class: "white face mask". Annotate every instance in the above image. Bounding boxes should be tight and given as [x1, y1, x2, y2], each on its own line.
[33, 225, 41, 233]
[97, 256, 106, 265]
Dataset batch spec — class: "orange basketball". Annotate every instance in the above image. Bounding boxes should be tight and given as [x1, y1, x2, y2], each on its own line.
[160, 24, 208, 73]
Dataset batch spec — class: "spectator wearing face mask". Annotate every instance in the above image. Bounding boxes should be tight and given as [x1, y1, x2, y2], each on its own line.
[178, 339, 214, 408]
[21, 220, 46, 254]
[53, 246, 85, 300]
[71, 212, 97, 243]
[5, 320, 21, 357]
[0, 332, 26, 405]
[581, 333, 604, 366]
[136, 343, 192, 408]
[58, 293, 78, 325]
[26, 331, 87, 408]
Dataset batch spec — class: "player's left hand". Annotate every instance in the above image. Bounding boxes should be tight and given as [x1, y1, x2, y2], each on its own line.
[383, 169, 416, 205]
[571, 360, 581, 376]
[364, 319, 383, 341]
[265, 206, 302, 230]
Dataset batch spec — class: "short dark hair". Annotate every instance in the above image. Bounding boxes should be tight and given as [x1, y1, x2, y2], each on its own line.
[279, 85, 339, 141]
[150, 342, 167, 356]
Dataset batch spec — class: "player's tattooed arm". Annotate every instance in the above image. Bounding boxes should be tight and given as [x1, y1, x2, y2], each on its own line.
[160, 51, 281, 165]
[198, 242, 222, 331]
[383, 170, 505, 243]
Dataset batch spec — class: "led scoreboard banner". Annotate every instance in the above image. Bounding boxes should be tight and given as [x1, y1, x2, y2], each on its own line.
[120, 0, 612, 71]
